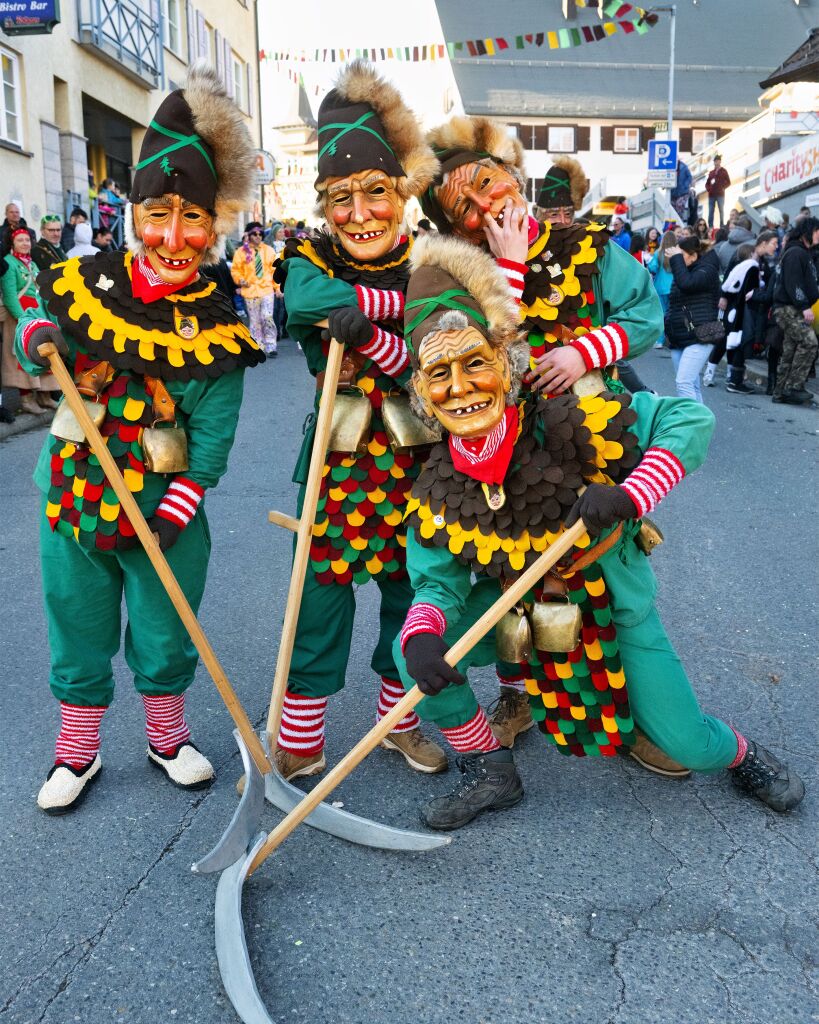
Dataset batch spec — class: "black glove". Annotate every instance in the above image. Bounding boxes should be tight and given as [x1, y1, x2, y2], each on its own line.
[322, 306, 374, 349]
[25, 321, 68, 368]
[404, 633, 465, 697]
[148, 516, 183, 553]
[565, 484, 638, 536]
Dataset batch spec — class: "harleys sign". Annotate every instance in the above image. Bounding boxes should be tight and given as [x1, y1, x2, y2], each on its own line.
[759, 135, 819, 201]
[0, 0, 60, 35]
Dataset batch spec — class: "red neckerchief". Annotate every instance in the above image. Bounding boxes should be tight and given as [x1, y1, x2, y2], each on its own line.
[131, 254, 198, 304]
[13, 252, 31, 266]
[449, 405, 519, 485]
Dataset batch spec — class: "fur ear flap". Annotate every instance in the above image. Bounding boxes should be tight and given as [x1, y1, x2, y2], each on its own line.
[427, 116, 526, 186]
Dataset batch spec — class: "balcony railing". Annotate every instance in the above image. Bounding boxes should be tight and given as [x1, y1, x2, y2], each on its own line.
[77, 0, 163, 90]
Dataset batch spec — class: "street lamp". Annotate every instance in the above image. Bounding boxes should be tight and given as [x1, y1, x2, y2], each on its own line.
[639, 5, 676, 140]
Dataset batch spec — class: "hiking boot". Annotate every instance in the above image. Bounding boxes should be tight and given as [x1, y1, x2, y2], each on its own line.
[626, 729, 690, 778]
[380, 728, 447, 774]
[37, 755, 102, 814]
[488, 689, 535, 748]
[730, 741, 805, 812]
[702, 363, 716, 387]
[148, 742, 214, 789]
[273, 746, 326, 782]
[787, 387, 814, 404]
[421, 749, 524, 830]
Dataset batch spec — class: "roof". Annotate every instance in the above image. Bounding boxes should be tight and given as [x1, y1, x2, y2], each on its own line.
[759, 27, 819, 88]
[434, 0, 815, 121]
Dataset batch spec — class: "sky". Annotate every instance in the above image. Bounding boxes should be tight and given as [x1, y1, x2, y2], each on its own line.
[257, 0, 462, 146]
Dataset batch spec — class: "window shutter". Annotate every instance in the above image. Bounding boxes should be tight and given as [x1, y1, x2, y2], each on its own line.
[214, 29, 223, 80]
[196, 11, 206, 58]
[678, 127, 693, 152]
[760, 136, 781, 158]
[186, 1, 195, 63]
[600, 126, 614, 151]
[246, 64, 254, 117]
[534, 125, 549, 150]
[576, 125, 590, 151]
[640, 126, 655, 151]
[224, 38, 233, 97]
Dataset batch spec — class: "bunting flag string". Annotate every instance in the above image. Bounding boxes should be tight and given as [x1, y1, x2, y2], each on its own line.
[259, 2, 656, 65]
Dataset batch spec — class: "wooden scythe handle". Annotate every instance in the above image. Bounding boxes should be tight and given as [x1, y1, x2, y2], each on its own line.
[39, 343, 271, 775]
[247, 518, 589, 874]
[265, 332, 344, 746]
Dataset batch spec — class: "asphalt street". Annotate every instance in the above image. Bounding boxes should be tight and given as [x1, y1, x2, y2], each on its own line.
[1, 343, 817, 1024]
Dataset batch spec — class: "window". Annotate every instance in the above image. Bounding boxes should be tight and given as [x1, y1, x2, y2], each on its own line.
[232, 56, 244, 111]
[692, 128, 718, 154]
[162, 0, 182, 55]
[0, 47, 20, 146]
[613, 127, 640, 153]
[548, 126, 575, 153]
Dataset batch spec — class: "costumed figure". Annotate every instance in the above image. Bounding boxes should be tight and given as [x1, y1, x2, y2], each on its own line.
[391, 235, 804, 830]
[271, 61, 446, 780]
[16, 65, 264, 813]
[419, 119, 666, 753]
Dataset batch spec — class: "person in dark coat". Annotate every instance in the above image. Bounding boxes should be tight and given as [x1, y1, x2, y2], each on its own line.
[1, 203, 35, 257]
[664, 236, 721, 402]
[32, 215, 68, 271]
[704, 156, 731, 228]
[771, 217, 819, 405]
[60, 207, 88, 253]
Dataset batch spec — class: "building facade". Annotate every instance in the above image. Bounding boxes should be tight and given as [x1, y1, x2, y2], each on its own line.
[0, 0, 261, 235]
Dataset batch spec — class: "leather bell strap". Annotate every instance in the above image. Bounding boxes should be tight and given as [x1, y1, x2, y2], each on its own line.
[74, 361, 113, 398]
[144, 376, 177, 424]
[561, 521, 624, 575]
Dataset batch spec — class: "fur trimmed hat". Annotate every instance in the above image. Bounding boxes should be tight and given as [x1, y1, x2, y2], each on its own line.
[536, 156, 588, 212]
[314, 60, 439, 201]
[420, 116, 526, 232]
[404, 234, 520, 363]
[129, 62, 255, 248]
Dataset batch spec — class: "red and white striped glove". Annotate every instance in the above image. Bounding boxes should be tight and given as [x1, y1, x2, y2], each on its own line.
[21, 318, 67, 367]
[354, 285, 405, 321]
[497, 258, 526, 306]
[400, 603, 447, 654]
[153, 476, 204, 528]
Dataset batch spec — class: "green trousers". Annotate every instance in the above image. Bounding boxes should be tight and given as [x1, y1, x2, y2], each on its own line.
[392, 577, 739, 773]
[40, 499, 211, 707]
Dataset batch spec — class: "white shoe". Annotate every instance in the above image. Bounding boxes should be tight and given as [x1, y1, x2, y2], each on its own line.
[148, 742, 214, 789]
[37, 755, 102, 814]
[702, 364, 716, 387]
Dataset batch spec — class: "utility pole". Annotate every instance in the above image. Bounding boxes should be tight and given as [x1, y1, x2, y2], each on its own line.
[639, 5, 677, 139]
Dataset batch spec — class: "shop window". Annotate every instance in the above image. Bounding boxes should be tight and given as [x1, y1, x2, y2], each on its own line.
[613, 127, 640, 153]
[0, 48, 20, 146]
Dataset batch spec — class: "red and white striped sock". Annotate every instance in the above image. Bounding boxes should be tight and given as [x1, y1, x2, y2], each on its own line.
[440, 708, 501, 754]
[54, 702, 107, 769]
[141, 693, 191, 754]
[277, 690, 327, 756]
[497, 672, 527, 694]
[377, 676, 420, 733]
[727, 727, 749, 769]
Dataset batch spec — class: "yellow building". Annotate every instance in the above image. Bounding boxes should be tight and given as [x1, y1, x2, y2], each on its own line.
[0, 0, 261, 236]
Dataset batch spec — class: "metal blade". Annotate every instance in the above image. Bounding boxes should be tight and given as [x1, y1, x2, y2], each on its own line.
[214, 832, 274, 1024]
[192, 730, 266, 874]
[263, 734, 451, 852]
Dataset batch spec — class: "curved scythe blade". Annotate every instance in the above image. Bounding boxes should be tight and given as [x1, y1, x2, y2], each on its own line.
[215, 832, 275, 1024]
[263, 735, 451, 851]
[192, 730, 265, 875]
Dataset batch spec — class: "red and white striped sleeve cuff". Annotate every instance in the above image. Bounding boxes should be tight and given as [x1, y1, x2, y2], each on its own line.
[154, 476, 205, 528]
[571, 322, 630, 370]
[354, 285, 405, 320]
[358, 325, 410, 378]
[620, 447, 685, 517]
[496, 258, 526, 306]
[21, 318, 58, 358]
[400, 603, 447, 654]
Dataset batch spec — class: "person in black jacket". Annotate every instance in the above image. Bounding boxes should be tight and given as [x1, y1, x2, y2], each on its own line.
[664, 236, 721, 402]
[771, 217, 819, 405]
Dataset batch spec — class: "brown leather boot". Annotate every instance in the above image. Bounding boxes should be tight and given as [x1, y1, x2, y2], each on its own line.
[36, 392, 59, 410]
[380, 728, 447, 773]
[488, 688, 535, 748]
[627, 728, 691, 778]
[20, 393, 44, 415]
[274, 746, 326, 782]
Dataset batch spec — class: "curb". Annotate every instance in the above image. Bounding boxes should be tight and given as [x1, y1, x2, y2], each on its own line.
[0, 408, 53, 442]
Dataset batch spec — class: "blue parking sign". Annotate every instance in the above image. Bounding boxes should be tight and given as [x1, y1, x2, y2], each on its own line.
[648, 139, 678, 170]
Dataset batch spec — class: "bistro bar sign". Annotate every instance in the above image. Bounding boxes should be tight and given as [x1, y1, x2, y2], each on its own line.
[0, 0, 60, 35]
